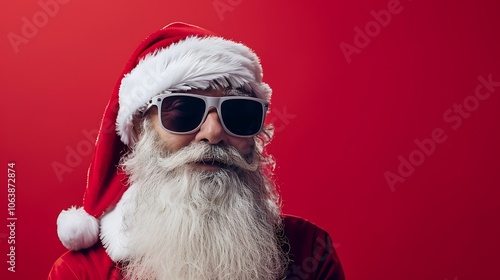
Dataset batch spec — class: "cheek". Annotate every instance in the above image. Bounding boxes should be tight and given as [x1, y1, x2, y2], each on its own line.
[159, 134, 194, 153]
[152, 119, 194, 152]
[228, 137, 255, 156]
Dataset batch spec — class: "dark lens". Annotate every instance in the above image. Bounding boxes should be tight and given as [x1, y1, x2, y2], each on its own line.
[221, 99, 264, 136]
[161, 96, 206, 133]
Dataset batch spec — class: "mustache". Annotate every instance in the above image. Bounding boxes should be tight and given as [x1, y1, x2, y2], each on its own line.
[157, 143, 259, 173]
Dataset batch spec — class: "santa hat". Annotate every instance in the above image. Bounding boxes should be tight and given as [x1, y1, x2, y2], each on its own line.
[56, 22, 272, 252]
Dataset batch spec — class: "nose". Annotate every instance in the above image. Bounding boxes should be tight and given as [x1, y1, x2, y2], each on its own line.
[195, 108, 227, 144]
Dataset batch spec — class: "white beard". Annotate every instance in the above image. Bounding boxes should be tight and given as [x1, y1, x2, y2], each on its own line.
[118, 120, 287, 280]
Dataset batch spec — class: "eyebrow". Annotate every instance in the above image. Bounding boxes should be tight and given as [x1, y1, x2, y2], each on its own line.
[224, 88, 253, 97]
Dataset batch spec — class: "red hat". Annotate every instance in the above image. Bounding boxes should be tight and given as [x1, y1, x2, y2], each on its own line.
[56, 22, 272, 251]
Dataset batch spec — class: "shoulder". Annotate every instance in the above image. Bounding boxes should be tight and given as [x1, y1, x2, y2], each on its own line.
[281, 215, 346, 280]
[282, 214, 325, 230]
[282, 214, 330, 242]
[281, 215, 328, 261]
[48, 243, 122, 280]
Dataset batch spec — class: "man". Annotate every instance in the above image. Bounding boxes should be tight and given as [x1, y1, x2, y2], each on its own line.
[49, 22, 345, 280]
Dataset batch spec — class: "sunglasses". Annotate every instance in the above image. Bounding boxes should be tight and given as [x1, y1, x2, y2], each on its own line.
[144, 93, 269, 137]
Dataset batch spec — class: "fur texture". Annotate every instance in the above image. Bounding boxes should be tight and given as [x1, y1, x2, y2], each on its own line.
[57, 206, 99, 251]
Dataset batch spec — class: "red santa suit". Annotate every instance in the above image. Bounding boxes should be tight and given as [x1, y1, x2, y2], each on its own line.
[49, 22, 345, 280]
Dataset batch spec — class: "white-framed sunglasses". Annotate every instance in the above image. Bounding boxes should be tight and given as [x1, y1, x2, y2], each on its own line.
[144, 93, 269, 137]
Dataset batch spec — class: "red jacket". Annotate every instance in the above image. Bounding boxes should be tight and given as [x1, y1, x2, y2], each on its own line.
[48, 215, 345, 279]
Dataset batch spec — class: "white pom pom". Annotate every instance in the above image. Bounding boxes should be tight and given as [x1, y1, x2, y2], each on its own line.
[57, 206, 99, 251]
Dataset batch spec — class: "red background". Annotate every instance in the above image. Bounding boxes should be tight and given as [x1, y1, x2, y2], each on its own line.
[1, 0, 499, 279]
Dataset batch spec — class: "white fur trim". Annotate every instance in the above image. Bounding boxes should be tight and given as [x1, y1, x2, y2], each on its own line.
[57, 206, 99, 251]
[100, 184, 137, 261]
[116, 36, 272, 146]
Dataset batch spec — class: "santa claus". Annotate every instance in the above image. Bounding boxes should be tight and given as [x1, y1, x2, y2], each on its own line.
[48, 22, 345, 280]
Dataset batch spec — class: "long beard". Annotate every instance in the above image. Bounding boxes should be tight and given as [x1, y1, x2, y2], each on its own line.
[119, 122, 287, 280]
